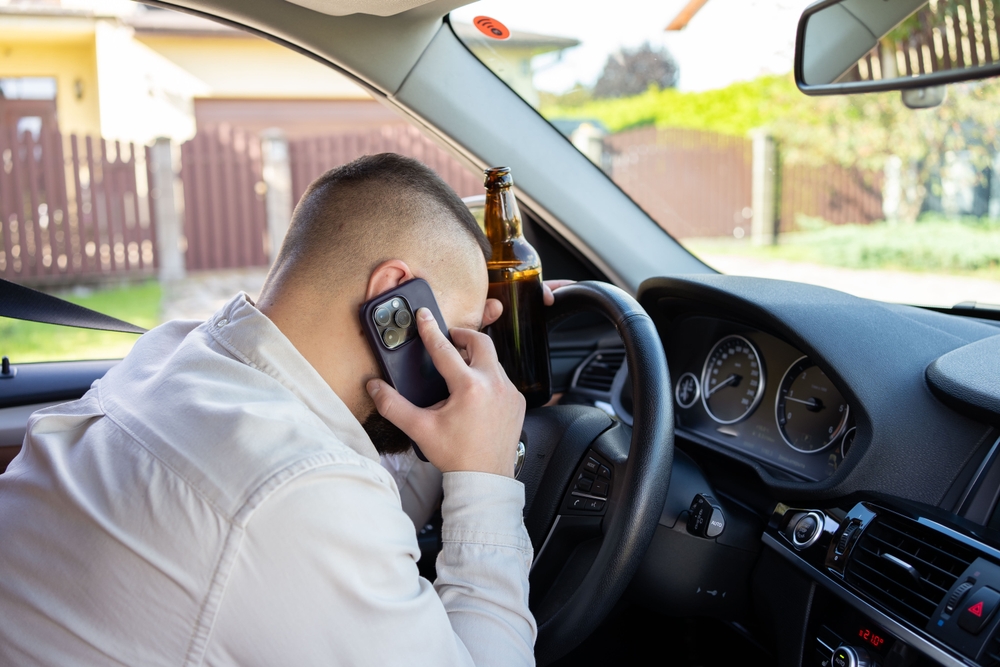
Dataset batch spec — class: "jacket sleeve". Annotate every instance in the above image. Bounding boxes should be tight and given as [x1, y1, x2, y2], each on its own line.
[203, 461, 536, 667]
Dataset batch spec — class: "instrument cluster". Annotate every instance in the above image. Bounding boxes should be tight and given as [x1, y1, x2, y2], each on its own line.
[667, 316, 854, 481]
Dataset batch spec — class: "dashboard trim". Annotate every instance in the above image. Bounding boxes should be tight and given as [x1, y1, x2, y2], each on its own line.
[957, 433, 1000, 519]
[676, 426, 814, 483]
[762, 532, 971, 667]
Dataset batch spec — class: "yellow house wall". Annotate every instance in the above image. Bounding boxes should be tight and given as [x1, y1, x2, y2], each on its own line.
[0, 31, 101, 136]
[136, 35, 370, 99]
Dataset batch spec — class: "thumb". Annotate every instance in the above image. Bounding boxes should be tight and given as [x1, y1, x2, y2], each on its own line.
[367, 379, 424, 434]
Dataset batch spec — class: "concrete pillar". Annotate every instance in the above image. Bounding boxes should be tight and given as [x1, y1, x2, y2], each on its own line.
[883, 155, 902, 223]
[261, 129, 293, 264]
[750, 130, 778, 246]
[149, 137, 185, 281]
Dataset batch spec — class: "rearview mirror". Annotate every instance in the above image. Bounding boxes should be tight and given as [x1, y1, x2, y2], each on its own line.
[795, 0, 1000, 94]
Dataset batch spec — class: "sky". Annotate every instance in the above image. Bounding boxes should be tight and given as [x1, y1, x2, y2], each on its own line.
[451, 0, 815, 93]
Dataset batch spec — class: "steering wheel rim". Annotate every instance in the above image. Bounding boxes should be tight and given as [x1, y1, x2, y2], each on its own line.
[524, 281, 674, 664]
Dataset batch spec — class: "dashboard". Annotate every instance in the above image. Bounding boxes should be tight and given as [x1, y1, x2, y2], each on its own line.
[561, 274, 1000, 666]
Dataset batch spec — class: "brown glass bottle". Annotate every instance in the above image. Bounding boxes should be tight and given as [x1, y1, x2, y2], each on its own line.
[483, 167, 552, 409]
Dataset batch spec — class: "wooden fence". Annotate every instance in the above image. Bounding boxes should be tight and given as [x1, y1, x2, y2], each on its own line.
[605, 127, 753, 239]
[289, 125, 483, 204]
[0, 129, 157, 285]
[778, 162, 883, 233]
[179, 125, 270, 271]
[604, 126, 884, 239]
[1, 123, 892, 286]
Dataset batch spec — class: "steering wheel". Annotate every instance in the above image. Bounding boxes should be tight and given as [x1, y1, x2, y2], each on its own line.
[518, 281, 673, 665]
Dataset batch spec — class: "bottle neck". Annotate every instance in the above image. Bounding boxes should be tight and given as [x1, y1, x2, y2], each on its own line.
[484, 186, 523, 243]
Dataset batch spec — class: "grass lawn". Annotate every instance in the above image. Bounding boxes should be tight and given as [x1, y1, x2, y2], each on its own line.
[0, 281, 162, 363]
[684, 218, 1000, 281]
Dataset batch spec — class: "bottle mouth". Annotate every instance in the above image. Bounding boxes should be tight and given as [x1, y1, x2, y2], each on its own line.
[484, 166, 513, 188]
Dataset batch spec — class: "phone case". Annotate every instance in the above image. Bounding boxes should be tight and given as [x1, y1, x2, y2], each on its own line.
[359, 278, 450, 460]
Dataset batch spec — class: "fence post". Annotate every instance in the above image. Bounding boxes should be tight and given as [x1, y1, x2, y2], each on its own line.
[750, 130, 778, 246]
[149, 137, 185, 282]
[261, 129, 293, 264]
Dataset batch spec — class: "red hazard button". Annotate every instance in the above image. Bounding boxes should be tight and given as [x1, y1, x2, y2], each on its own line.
[958, 586, 1000, 634]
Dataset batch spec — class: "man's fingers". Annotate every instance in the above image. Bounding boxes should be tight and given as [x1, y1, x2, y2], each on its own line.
[450, 327, 499, 367]
[481, 298, 503, 328]
[542, 279, 576, 306]
[367, 379, 424, 434]
[415, 308, 472, 385]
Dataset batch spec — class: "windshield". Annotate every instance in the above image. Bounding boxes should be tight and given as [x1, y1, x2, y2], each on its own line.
[452, 0, 1000, 309]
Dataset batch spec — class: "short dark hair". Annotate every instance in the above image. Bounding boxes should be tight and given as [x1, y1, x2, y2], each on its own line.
[270, 153, 489, 292]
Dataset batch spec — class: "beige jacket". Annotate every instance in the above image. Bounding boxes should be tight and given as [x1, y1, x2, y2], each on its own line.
[0, 293, 536, 666]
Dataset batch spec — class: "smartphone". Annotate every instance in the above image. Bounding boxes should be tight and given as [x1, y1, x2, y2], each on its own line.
[359, 278, 449, 461]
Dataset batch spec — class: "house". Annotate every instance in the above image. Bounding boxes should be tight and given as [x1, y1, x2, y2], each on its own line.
[0, 1, 580, 144]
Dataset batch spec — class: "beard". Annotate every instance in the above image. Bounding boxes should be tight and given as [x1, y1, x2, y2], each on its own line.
[361, 411, 415, 456]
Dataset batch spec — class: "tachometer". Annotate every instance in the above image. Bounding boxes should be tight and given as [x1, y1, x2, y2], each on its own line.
[700, 335, 765, 424]
[775, 357, 849, 453]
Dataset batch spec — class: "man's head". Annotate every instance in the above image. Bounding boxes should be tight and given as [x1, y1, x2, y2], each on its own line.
[257, 153, 493, 454]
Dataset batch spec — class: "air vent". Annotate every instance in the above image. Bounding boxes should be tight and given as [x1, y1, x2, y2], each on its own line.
[573, 349, 626, 394]
[845, 511, 978, 628]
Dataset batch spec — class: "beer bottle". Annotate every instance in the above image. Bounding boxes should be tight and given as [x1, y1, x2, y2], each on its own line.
[483, 167, 552, 409]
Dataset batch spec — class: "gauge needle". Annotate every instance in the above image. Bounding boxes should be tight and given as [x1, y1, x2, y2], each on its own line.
[785, 396, 823, 411]
[707, 374, 740, 397]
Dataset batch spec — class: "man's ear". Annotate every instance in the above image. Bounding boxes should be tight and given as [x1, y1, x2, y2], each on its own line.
[365, 259, 416, 301]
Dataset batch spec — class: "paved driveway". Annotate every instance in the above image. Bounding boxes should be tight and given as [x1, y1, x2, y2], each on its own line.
[700, 254, 1000, 308]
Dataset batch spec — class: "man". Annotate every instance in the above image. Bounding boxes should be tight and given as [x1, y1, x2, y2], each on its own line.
[0, 154, 540, 666]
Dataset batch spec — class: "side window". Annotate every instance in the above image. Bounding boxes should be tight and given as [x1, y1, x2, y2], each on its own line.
[1, 1, 485, 363]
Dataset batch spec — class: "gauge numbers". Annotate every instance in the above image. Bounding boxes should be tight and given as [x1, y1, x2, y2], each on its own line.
[675, 372, 700, 409]
[775, 357, 849, 453]
[700, 335, 765, 424]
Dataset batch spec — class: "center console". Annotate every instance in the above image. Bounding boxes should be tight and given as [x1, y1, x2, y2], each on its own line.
[766, 502, 1000, 667]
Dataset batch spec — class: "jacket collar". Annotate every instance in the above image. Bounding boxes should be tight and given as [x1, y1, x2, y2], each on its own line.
[208, 293, 380, 463]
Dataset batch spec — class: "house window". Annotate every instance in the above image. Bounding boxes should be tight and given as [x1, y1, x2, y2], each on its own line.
[0, 77, 57, 100]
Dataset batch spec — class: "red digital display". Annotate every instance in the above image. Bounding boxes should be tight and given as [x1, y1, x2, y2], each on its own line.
[858, 626, 887, 650]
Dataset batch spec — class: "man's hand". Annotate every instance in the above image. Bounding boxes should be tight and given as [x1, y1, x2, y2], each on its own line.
[366, 308, 525, 477]
[542, 279, 575, 306]
[480, 279, 576, 330]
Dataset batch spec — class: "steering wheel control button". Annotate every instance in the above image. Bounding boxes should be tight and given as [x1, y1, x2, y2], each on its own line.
[944, 581, 974, 614]
[791, 511, 824, 550]
[832, 645, 870, 667]
[687, 494, 725, 539]
[563, 450, 613, 515]
[958, 586, 1000, 634]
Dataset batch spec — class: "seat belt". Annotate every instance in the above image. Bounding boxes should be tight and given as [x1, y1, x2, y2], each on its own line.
[0, 278, 147, 335]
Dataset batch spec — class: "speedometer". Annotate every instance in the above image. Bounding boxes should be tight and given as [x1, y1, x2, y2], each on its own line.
[775, 357, 849, 453]
[700, 335, 765, 424]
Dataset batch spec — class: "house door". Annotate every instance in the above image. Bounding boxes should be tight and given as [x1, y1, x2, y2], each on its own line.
[0, 98, 59, 139]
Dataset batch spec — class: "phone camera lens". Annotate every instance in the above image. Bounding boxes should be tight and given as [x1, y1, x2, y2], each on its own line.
[374, 306, 392, 327]
[390, 299, 401, 309]
[382, 327, 402, 348]
[394, 308, 412, 328]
